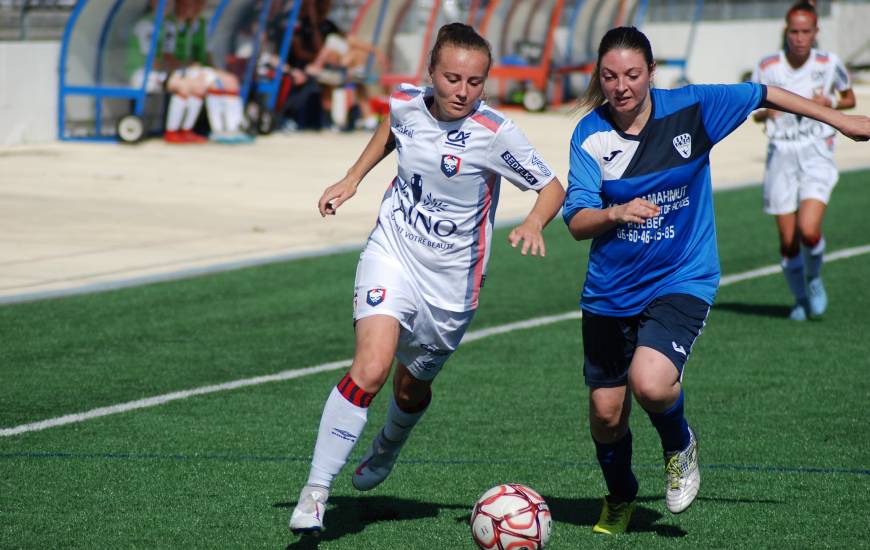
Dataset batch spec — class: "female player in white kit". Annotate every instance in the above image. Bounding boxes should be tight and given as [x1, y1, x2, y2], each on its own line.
[289, 23, 565, 535]
[752, 2, 856, 320]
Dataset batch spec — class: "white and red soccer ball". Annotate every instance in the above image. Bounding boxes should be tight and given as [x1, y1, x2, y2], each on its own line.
[470, 483, 552, 549]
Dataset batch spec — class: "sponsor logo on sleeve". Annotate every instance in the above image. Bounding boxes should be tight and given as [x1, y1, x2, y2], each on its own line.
[440, 154, 461, 178]
[393, 123, 414, 138]
[500, 151, 539, 185]
[366, 288, 386, 307]
[530, 155, 552, 177]
[672, 133, 692, 159]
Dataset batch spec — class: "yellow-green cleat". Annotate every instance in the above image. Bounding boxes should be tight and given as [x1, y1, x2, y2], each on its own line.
[592, 495, 636, 535]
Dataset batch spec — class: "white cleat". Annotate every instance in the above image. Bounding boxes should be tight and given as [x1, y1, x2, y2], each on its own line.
[807, 277, 827, 318]
[665, 427, 700, 514]
[352, 431, 400, 491]
[289, 485, 328, 535]
[789, 299, 809, 321]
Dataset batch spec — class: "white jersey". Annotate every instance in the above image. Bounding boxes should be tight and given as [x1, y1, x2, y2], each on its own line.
[366, 84, 555, 312]
[751, 49, 851, 144]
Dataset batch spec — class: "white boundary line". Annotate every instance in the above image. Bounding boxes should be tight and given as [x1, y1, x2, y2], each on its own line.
[3, 244, 869, 438]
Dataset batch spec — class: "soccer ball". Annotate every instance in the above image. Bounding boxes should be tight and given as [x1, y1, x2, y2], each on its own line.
[470, 483, 552, 549]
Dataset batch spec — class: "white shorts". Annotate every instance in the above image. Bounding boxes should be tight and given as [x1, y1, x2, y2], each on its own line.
[763, 138, 838, 215]
[324, 33, 350, 56]
[130, 68, 167, 93]
[173, 66, 218, 88]
[353, 244, 475, 381]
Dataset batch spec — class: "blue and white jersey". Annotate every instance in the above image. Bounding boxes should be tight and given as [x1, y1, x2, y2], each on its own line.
[563, 83, 766, 316]
[367, 84, 555, 312]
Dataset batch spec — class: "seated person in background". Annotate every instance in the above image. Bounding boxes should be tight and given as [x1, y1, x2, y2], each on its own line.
[173, 0, 252, 144]
[126, 0, 206, 144]
[305, 29, 388, 131]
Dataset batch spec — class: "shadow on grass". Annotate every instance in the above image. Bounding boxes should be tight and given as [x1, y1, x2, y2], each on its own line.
[277, 495, 468, 548]
[277, 493, 710, 546]
[544, 495, 688, 538]
[714, 302, 792, 319]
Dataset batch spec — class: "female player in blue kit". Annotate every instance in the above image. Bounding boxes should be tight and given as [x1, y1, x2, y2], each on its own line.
[563, 26, 869, 535]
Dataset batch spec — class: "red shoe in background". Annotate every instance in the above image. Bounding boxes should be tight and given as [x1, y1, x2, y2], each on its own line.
[180, 130, 207, 143]
[163, 130, 187, 143]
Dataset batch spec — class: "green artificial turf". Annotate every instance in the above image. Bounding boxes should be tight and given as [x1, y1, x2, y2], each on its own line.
[1, 171, 868, 548]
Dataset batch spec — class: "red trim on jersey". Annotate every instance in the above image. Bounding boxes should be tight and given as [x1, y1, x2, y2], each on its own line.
[760, 55, 780, 70]
[206, 89, 239, 96]
[471, 113, 500, 133]
[391, 91, 415, 102]
[470, 175, 496, 307]
[814, 53, 830, 63]
[337, 373, 375, 408]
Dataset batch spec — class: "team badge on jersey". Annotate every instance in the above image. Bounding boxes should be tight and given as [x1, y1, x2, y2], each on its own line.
[366, 288, 386, 307]
[441, 155, 461, 178]
[672, 133, 692, 159]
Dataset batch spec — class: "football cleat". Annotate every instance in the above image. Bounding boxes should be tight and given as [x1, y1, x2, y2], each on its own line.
[789, 299, 809, 321]
[352, 431, 400, 491]
[806, 277, 827, 317]
[592, 495, 636, 535]
[665, 427, 700, 514]
[289, 485, 328, 535]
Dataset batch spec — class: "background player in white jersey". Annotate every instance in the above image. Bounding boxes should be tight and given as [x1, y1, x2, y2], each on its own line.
[751, 2, 856, 320]
[288, 23, 565, 536]
[564, 26, 868, 536]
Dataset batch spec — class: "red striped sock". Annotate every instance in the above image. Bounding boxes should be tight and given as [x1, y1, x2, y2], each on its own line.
[336, 373, 376, 408]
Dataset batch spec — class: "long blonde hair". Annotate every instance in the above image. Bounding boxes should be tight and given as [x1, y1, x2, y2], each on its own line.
[577, 26, 655, 113]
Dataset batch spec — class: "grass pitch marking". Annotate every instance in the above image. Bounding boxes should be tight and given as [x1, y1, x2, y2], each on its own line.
[3, 244, 869, 438]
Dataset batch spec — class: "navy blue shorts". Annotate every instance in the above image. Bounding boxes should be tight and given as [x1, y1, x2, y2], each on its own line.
[581, 294, 710, 388]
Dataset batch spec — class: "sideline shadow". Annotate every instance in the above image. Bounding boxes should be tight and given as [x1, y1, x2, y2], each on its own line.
[714, 302, 792, 319]
[277, 495, 468, 548]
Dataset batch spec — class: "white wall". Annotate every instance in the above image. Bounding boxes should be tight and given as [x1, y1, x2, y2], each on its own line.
[644, 3, 870, 87]
[0, 41, 59, 145]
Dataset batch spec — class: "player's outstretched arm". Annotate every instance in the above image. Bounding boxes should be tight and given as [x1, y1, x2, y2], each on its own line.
[764, 86, 870, 142]
[507, 179, 565, 257]
[318, 116, 396, 217]
[566, 198, 660, 241]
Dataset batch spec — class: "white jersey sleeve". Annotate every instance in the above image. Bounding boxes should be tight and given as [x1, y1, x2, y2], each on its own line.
[485, 118, 556, 192]
[831, 52, 852, 93]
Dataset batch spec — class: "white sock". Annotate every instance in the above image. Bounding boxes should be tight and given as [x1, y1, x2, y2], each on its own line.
[182, 96, 203, 130]
[802, 237, 825, 281]
[781, 255, 807, 301]
[205, 94, 226, 133]
[224, 95, 244, 132]
[166, 95, 186, 132]
[307, 386, 368, 489]
[381, 396, 428, 448]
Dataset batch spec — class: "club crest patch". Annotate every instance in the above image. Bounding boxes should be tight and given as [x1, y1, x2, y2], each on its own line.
[440, 155, 461, 178]
[673, 133, 692, 159]
[366, 288, 386, 307]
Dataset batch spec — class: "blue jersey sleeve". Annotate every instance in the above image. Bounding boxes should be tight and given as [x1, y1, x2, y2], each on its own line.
[562, 128, 603, 225]
[691, 82, 766, 144]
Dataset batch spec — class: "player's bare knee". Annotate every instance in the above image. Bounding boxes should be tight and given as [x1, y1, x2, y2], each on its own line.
[630, 379, 673, 411]
[799, 229, 821, 248]
[589, 401, 624, 433]
[348, 364, 390, 394]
